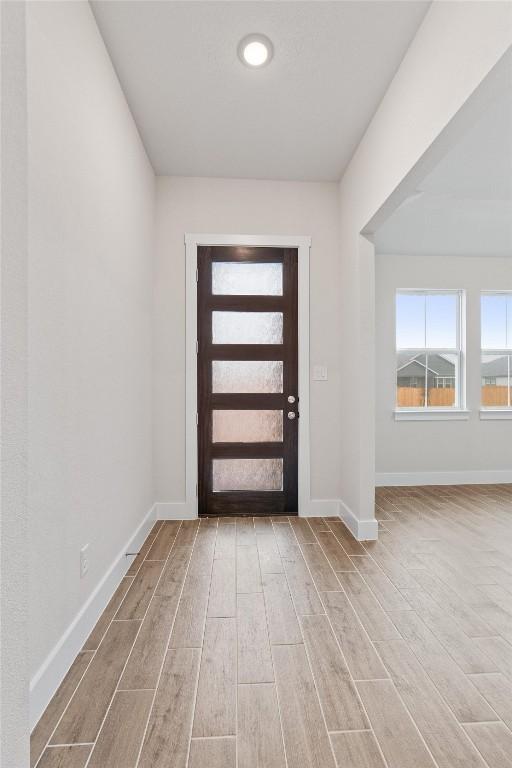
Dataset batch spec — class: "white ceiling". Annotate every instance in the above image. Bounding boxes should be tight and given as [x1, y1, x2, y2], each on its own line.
[91, 0, 430, 181]
[375, 92, 512, 257]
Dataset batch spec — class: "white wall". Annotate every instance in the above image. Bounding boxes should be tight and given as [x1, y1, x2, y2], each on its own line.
[154, 176, 341, 505]
[27, 0, 154, 716]
[1, 3, 29, 765]
[337, 1, 512, 525]
[376, 254, 512, 482]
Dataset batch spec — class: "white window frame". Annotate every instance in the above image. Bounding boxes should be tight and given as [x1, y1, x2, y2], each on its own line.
[394, 289, 468, 421]
[480, 290, 512, 419]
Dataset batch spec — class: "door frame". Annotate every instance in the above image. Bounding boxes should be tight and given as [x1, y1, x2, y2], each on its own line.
[184, 233, 312, 517]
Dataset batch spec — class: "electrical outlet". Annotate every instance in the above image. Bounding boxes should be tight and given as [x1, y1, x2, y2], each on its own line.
[80, 544, 90, 579]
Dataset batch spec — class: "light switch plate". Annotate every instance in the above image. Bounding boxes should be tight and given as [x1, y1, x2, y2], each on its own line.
[312, 365, 328, 381]
[80, 544, 90, 579]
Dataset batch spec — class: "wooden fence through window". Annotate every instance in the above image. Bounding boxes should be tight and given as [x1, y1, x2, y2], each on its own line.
[397, 386, 509, 407]
[481, 385, 510, 407]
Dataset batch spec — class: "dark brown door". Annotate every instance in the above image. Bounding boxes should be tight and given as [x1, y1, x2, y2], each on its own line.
[197, 245, 298, 517]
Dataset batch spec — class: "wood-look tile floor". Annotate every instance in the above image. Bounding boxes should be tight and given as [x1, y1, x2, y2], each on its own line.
[32, 484, 512, 768]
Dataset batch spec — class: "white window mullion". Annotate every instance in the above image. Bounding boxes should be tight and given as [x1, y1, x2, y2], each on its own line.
[424, 350, 428, 408]
[506, 298, 509, 349]
[507, 355, 512, 408]
[423, 295, 427, 408]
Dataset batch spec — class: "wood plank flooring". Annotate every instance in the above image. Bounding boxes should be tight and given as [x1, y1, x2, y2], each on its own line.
[32, 484, 512, 767]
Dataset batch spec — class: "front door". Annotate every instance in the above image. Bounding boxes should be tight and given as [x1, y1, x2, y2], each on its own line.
[197, 245, 299, 516]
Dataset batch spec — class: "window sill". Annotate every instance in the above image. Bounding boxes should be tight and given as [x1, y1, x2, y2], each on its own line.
[394, 409, 470, 422]
[480, 409, 512, 421]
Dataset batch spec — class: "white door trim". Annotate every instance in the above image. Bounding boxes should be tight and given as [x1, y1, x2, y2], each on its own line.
[184, 233, 312, 517]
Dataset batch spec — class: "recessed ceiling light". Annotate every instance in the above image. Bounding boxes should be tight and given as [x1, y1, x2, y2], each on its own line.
[238, 34, 274, 68]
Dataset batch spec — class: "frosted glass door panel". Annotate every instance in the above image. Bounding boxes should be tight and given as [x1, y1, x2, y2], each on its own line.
[213, 458, 283, 492]
[212, 312, 283, 344]
[212, 262, 282, 295]
[213, 410, 283, 443]
[212, 360, 283, 393]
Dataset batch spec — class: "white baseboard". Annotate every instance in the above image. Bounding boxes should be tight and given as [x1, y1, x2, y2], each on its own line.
[375, 470, 512, 487]
[155, 499, 342, 519]
[29, 504, 156, 731]
[301, 499, 340, 517]
[304, 497, 378, 541]
[338, 498, 378, 541]
[154, 498, 378, 541]
[154, 501, 197, 519]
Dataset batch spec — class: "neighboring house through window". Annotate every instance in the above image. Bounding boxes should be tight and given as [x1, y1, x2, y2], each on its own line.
[481, 292, 512, 408]
[396, 290, 463, 409]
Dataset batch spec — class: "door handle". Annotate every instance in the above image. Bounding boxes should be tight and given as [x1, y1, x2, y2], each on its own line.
[287, 411, 296, 420]
[287, 395, 296, 404]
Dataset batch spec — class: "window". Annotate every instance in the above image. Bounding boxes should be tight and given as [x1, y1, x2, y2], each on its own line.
[481, 292, 512, 409]
[435, 376, 456, 389]
[396, 291, 463, 410]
